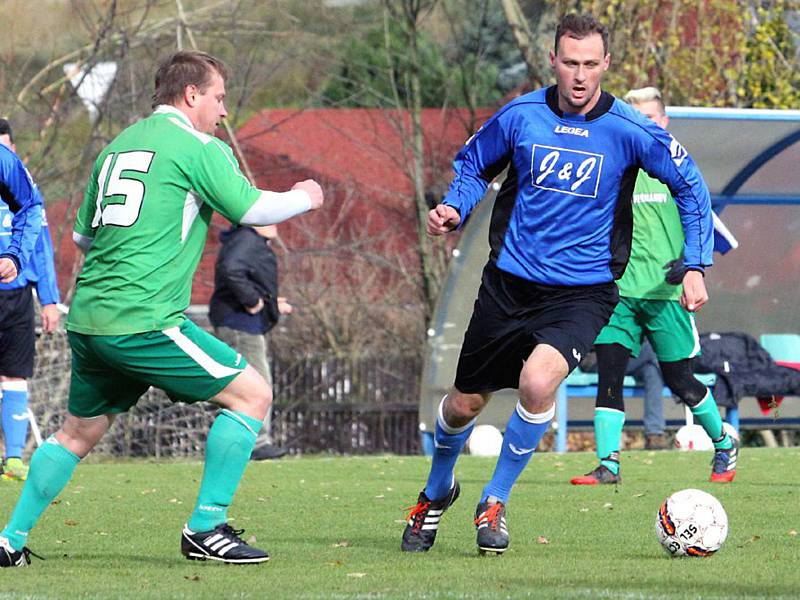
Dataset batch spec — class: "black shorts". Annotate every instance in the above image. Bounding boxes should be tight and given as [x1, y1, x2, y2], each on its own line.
[454, 262, 619, 394]
[0, 285, 36, 378]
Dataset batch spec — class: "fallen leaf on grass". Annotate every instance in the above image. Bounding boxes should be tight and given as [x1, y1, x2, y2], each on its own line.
[183, 575, 200, 581]
[374, 494, 385, 499]
[537, 536, 550, 545]
[64, 519, 78, 526]
[633, 493, 645, 498]
[788, 530, 797, 536]
[246, 535, 257, 545]
[603, 503, 613, 510]
[333, 541, 350, 548]
[140, 488, 157, 495]
[579, 508, 589, 513]
[347, 573, 366, 578]
[737, 535, 761, 548]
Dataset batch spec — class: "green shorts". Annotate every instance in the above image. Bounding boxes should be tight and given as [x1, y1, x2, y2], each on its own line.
[594, 297, 700, 362]
[67, 319, 247, 418]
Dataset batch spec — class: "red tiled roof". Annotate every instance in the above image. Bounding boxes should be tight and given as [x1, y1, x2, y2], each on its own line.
[236, 107, 492, 205]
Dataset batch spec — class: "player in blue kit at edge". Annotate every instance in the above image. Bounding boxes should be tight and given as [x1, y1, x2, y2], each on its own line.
[401, 13, 716, 555]
[0, 133, 41, 286]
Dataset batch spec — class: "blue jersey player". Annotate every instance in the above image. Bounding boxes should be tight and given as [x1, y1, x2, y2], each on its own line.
[0, 127, 41, 285]
[401, 13, 714, 555]
[0, 119, 61, 482]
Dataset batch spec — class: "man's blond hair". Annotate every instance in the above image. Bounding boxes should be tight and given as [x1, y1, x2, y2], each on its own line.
[623, 86, 665, 114]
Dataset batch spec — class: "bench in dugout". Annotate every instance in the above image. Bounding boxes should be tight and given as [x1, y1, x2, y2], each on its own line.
[553, 333, 800, 452]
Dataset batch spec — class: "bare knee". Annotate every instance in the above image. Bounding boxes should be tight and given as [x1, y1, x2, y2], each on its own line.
[215, 366, 271, 421]
[55, 413, 114, 458]
[518, 372, 560, 413]
[518, 345, 568, 413]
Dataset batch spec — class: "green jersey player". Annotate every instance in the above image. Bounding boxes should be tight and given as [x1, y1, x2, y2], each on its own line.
[0, 50, 324, 567]
[570, 86, 737, 487]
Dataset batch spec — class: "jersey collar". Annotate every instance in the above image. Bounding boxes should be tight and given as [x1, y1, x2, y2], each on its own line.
[153, 105, 194, 128]
[545, 85, 614, 121]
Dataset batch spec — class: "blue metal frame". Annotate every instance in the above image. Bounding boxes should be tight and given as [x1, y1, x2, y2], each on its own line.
[720, 129, 800, 198]
[667, 107, 800, 121]
[669, 108, 800, 211]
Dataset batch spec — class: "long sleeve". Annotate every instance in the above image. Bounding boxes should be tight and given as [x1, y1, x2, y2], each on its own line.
[0, 147, 42, 272]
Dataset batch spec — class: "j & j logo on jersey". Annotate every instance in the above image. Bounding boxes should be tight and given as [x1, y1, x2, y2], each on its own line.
[530, 144, 604, 198]
[669, 136, 688, 167]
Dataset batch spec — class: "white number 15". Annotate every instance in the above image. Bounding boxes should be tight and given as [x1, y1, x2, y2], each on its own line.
[91, 151, 154, 228]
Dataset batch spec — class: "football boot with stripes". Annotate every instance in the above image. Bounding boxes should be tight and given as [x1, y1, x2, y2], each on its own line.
[474, 498, 509, 554]
[181, 523, 270, 564]
[401, 480, 460, 552]
[0, 536, 42, 567]
[710, 437, 738, 483]
[570, 461, 621, 485]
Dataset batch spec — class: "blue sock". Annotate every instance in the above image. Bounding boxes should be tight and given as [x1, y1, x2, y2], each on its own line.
[1, 382, 30, 459]
[424, 398, 475, 501]
[482, 402, 554, 504]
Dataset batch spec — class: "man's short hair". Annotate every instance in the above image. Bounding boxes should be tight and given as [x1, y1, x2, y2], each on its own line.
[555, 13, 609, 56]
[623, 86, 666, 114]
[151, 51, 228, 109]
[0, 118, 13, 143]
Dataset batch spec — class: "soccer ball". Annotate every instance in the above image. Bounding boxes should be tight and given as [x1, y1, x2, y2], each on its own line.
[674, 422, 739, 451]
[655, 489, 728, 557]
[467, 425, 503, 457]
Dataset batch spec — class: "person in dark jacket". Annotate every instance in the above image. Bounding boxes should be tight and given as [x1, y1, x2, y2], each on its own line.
[209, 224, 291, 460]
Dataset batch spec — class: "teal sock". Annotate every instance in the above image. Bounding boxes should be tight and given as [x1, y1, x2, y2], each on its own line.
[690, 391, 732, 450]
[187, 409, 262, 533]
[595, 408, 624, 475]
[1, 436, 80, 551]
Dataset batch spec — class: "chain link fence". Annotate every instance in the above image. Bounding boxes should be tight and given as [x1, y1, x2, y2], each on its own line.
[27, 329, 422, 458]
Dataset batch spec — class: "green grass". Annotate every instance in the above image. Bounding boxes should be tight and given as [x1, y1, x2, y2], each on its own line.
[0, 448, 798, 599]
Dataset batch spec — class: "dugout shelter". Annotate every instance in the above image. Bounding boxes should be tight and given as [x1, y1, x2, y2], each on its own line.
[419, 107, 800, 451]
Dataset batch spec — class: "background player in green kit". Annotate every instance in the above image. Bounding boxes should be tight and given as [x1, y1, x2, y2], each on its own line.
[570, 86, 737, 487]
[0, 50, 324, 567]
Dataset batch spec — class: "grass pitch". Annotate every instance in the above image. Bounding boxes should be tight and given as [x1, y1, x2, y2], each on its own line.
[0, 447, 798, 599]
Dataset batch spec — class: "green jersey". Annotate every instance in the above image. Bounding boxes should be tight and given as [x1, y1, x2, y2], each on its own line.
[617, 171, 684, 300]
[68, 106, 261, 335]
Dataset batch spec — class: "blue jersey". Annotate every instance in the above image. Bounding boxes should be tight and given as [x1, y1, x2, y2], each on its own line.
[0, 144, 42, 274]
[0, 191, 61, 304]
[443, 87, 713, 286]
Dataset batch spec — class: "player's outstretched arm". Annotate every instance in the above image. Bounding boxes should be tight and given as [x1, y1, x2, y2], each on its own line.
[427, 204, 461, 237]
[680, 270, 708, 313]
[239, 179, 324, 226]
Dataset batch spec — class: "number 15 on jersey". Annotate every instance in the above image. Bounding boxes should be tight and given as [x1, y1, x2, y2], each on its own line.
[91, 151, 155, 228]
